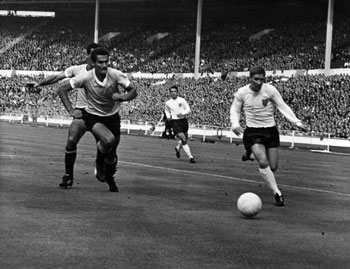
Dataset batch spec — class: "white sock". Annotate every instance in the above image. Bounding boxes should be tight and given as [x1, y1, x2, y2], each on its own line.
[259, 166, 281, 195]
[182, 144, 193, 159]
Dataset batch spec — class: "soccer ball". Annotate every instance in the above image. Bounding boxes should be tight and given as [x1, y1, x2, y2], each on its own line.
[237, 192, 262, 218]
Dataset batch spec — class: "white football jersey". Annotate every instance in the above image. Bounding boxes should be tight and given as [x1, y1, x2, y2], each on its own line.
[70, 68, 130, 117]
[165, 97, 191, 120]
[230, 83, 302, 128]
[64, 64, 90, 108]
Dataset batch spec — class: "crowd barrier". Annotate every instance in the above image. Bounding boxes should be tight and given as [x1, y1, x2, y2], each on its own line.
[1, 113, 349, 154]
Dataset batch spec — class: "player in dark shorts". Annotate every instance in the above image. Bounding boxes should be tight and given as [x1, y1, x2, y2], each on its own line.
[230, 66, 308, 206]
[57, 47, 137, 192]
[165, 85, 196, 163]
[34, 43, 104, 188]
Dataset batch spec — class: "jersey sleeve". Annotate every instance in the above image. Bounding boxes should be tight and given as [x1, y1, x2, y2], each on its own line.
[64, 65, 77, 78]
[271, 87, 302, 125]
[69, 72, 86, 89]
[110, 69, 131, 89]
[181, 98, 191, 115]
[164, 102, 171, 119]
[230, 91, 243, 127]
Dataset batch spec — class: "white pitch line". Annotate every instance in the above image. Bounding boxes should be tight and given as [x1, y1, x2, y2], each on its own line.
[1, 154, 349, 197]
[119, 161, 350, 197]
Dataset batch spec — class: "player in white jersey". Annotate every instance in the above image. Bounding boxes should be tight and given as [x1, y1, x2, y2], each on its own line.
[58, 47, 137, 192]
[230, 66, 308, 206]
[34, 43, 105, 188]
[165, 85, 196, 163]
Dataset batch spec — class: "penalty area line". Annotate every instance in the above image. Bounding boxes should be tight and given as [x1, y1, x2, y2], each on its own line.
[119, 160, 350, 198]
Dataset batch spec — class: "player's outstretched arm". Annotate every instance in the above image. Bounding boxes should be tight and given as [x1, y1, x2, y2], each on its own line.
[35, 71, 66, 88]
[273, 89, 308, 130]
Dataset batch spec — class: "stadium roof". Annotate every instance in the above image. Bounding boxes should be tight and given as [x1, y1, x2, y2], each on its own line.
[0, 0, 348, 13]
[0, 0, 335, 9]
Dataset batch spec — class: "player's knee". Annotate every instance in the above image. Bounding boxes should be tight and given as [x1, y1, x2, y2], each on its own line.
[67, 135, 79, 148]
[103, 135, 116, 149]
[257, 159, 269, 169]
[179, 136, 187, 144]
[270, 163, 278, 172]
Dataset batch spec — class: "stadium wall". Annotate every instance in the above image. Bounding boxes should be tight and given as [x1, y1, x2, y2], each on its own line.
[1, 114, 349, 154]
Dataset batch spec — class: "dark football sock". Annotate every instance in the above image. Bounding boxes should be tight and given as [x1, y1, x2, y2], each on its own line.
[65, 148, 77, 179]
[96, 148, 104, 164]
[105, 161, 117, 180]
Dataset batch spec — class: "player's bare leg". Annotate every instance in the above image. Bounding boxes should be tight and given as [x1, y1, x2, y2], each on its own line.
[242, 148, 254, 161]
[94, 148, 106, 182]
[59, 119, 86, 189]
[91, 133, 106, 182]
[175, 140, 182, 158]
[251, 144, 283, 206]
[93, 123, 119, 192]
[177, 132, 195, 163]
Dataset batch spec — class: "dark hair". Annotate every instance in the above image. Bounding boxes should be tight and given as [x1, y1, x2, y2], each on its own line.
[86, 43, 101, 55]
[249, 66, 266, 77]
[90, 47, 110, 62]
[169, 85, 178, 92]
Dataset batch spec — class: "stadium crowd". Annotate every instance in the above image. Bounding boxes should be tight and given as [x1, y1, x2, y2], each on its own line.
[0, 5, 349, 73]
[1, 73, 349, 138]
[0, 5, 349, 139]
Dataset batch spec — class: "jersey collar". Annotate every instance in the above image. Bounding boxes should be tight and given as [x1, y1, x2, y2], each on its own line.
[93, 68, 108, 86]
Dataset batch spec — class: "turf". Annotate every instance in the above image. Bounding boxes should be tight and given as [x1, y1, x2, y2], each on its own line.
[1, 122, 350, 268]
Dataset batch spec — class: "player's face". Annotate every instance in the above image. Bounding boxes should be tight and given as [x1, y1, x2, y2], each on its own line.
[170, 88, 178, 99]
[250, 74, 265, 91]
[94, 55, 109, 75]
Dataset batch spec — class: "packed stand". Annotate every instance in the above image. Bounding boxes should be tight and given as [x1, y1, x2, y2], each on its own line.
[0, 5, 350, 73]
[1, 73, 349, 138]
[1, 6, 349, 138]
[0, 74, 75, 117]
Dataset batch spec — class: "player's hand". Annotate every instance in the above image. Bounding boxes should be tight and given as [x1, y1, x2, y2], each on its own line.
[112, 93, 125, 102]
[232, 126, 244, 136]
[297, 123, 309, 132]
[177, 113, 184, 118]
[70, 109, 83, 119]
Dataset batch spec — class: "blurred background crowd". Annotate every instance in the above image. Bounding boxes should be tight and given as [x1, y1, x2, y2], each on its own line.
[1, 73, 349, 138]
[0, 1, 349, 138]
[1, 5, 349, 73]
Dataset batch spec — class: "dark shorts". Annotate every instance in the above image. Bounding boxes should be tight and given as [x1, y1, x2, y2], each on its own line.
[82, 110, 121, 138]
[171, 118, 189, 135]
[243, 126, 280, 150]
[74, 108, 86, 113]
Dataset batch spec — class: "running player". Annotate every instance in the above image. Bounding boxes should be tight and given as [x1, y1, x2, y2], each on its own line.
[165, 85, 196, 163]
[34, 43, 106, 188]
[230, 66, 308, 206]
[57, 47, 137, 192]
